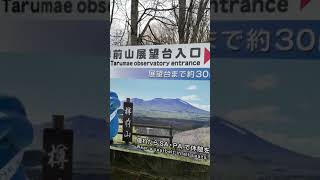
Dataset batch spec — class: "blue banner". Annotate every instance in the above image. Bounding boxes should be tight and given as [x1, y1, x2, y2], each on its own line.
[212, 20, 320, 59]
[111, 68, 210, 80]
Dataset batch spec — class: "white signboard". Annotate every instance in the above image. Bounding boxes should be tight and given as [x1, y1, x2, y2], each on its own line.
[110, 43, 210, 69]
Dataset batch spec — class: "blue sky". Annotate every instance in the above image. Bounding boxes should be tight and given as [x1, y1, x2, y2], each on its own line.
[111, 79, 210, 111]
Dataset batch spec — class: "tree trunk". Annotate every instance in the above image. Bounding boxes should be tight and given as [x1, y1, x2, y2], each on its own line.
[178, 0, 186, 43]
[131, 0, 139, 45]
[191, 0, 209, 43]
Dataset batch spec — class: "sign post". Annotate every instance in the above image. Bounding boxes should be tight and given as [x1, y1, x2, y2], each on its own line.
[122, 98, 133, 144]
[42, 115, 73, 180]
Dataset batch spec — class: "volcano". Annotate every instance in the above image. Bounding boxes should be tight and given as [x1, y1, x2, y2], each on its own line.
[212, 116, 320, 179]
[122, 98, 209, 121]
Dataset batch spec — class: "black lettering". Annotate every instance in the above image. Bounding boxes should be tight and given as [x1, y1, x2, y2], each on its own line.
[21, 0, 28, 12]
[41, 1, 53, 13]
[30, 1, 39, 12]
[98, 1, 106, 13]
[190, 48, 201, 58]
[3, 0, 10, 12]
[211, 0, 218, 13]
[210, 0, 219, 13]
[64, 1, 72, 13]
[54, 1, 61, 13]
[230, 0, 239, 13]
[220, 0, 228, 13]
[12, 1, 20, 13]
[252, 0, 263, 13]
[77, 1, 86, 13]
[211, 0, 289, 13]
[2, 0, 76, 13]
[240, 0, 250, 12]
[278, 0, 288, 12]
[266, 0, 276, 12]
[88, 0, 97, 13]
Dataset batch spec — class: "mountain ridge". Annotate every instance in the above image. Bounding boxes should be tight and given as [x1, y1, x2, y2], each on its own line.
[120, 97, 209, 121]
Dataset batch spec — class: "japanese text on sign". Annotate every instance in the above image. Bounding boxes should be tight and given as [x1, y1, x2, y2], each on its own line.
[213, 21, 320, 59]
[148, 69, 210, 79]
[214, 28, 320, 52]
[122, 100, 133, 142]
[110, 43, 210, 68]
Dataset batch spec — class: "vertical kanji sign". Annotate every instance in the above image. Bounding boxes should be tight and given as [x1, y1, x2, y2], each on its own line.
[122, 98, 133, 143]
[42, 115, 73, 180]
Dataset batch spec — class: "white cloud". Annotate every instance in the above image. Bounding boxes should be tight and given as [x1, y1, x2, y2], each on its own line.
[181, 94, 200, 101]
[190, 103, 210, 112]
[186, 85, 197, 90]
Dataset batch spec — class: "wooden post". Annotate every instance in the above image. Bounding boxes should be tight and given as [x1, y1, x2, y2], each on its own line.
[53, 115, 64, 130]
[42, 115, 73, 180]
[169, 125, 173, 146]
[123, 98, 133, 145]
[126, 98, 130, 145]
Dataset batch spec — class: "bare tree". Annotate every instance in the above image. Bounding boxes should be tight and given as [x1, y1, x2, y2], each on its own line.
[110, 0, 209, 46]
[190, 0, 209, 43]
[110, 0, 115, 25]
